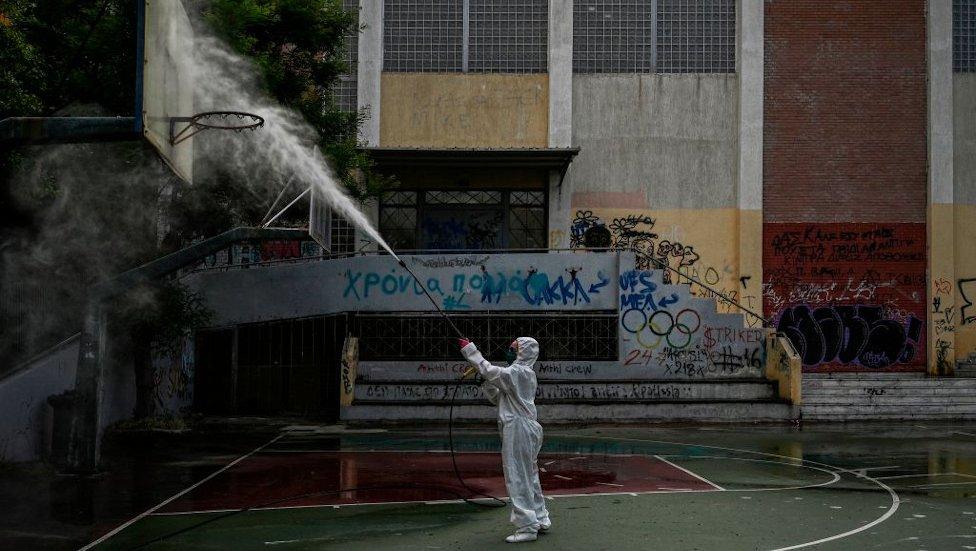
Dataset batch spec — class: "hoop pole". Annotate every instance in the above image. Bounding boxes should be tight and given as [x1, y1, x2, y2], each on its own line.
[262, 187, 310, 228]
[260, 175, 296, 226]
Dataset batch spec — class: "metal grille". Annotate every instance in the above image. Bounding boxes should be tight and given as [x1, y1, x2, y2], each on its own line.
[358, 313, 618, 361]
[509, 206, 546, 248]
[510, 190, 545, 205]
[330, 212, 356, 254]
[573, 0, 656, 73]
[236, 318, 325, 414]
[956, 0, 976, 72]
[425, 190, 502, 204]
[657, 0, 735, 73]
[334, 76, 358, 112]
[469, 0, 548, 73]
[384, 0, 464, 72]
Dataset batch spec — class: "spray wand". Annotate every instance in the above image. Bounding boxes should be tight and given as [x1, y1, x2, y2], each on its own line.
[394, 257, 506, 507]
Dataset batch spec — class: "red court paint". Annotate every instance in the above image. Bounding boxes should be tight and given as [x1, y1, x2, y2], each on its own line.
[160, 452, 718, 513]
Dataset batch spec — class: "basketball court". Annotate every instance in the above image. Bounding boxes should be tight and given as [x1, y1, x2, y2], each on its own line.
[76, 424, 976, 550]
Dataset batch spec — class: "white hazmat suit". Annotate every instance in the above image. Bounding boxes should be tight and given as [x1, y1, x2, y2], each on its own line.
[460, 337, 550, 543]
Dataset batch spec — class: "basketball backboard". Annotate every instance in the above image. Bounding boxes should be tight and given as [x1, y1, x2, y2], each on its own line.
[140, 0, 195, 184]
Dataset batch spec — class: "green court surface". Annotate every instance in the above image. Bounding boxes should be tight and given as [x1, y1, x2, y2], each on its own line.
[82, 425, 976, 550]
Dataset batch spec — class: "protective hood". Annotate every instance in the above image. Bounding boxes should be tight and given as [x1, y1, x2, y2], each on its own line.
[513, 337, 540, 368]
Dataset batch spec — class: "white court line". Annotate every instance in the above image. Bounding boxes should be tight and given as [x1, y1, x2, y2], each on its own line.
[79, 433, 284, 550]
[575, 434, 900, 551]
[876, 472, 976, 480]
[654, 454, 726, 491]
[656, 455, 841, 492]
[149, 450, 839, 518]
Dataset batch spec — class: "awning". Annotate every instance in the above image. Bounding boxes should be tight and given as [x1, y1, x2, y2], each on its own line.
[362, 147, 580, 169]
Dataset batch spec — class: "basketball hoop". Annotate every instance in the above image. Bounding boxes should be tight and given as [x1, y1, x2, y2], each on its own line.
[169, 110, 264, 145]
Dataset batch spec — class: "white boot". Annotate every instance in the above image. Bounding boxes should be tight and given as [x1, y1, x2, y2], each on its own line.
[505, 531, 538, 543]
[538, 518, 551, 532]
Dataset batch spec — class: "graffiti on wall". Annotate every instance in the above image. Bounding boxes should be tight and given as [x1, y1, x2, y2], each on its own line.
[764, 223, 926, 371]
[617, 269, 765, 378]
[420, 211, 504, 249]
[152, 338, 194, 413]
[191, 239, 323, 272]
[342, 258, 611, 311]
[961, 278, 976, 326]
[570, 211, 700, 281]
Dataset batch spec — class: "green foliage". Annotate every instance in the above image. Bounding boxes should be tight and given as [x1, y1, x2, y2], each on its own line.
[204, 0, 393, 202]
[0, 1, 44, 117]
[0, 0, 136, 119]
[113, 279, 213, 357]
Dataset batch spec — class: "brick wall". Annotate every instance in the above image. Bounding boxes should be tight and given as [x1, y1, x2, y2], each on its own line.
[763, 0, 928, 372]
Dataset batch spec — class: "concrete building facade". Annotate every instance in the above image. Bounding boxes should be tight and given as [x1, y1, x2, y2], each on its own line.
[7, 0, 976, 464]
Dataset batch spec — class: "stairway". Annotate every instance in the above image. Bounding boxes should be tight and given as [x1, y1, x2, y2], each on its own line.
[802, 372, 976, 420]
[343, 263, 795, 423]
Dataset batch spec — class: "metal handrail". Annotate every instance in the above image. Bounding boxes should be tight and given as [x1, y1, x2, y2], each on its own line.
[632, 250, 772, 328]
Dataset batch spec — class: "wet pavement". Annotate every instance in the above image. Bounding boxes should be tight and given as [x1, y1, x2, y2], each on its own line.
[3, 420, 976, 549]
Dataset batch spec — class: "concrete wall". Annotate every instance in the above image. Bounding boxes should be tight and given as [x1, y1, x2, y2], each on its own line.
[188, 253, 620, 326]
[379, 73, 549, 148]
[552, 73, 749, 321]
[566, 74, 737, 208]
[0, 337, 78, 462]
[954, 74, 976, 367]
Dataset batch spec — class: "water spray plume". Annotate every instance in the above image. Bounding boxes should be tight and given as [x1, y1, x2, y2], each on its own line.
[186, 32, 399, 262]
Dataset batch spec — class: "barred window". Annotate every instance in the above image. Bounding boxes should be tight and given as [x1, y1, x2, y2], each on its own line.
[384, 0, 547, 73]
[335, 0, 359, 111]
[573, 0, 656, 73]
[330, 212, 356, 254]
[573, 0, 735, 74]
[469, 0, 548, 73]
[657, 0, 735, 73]
[379, 189, 546, 251]
[357, 313, 618, 361]
[384, 0, 465, 72]
[956, 0, 976, 72]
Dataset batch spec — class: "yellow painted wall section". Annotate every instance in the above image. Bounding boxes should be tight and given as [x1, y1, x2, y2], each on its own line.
[380, 73, 549, 148]
[565, 207, 758, 323]
[955, 203, 976, 365]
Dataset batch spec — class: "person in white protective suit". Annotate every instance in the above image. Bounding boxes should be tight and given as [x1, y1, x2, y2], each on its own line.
[459, 336, 550, 543]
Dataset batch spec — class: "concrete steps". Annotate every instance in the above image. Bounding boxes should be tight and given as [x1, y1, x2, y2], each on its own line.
[802, 373, 976, 420]
[354, 379, 778, 404]
[345, 378, 788, 422]
[343, 401, 794, 422]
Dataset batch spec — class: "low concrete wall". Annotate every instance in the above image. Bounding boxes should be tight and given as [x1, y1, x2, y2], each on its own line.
[0, 336, 79, 462]
[765, 331, 802, 406]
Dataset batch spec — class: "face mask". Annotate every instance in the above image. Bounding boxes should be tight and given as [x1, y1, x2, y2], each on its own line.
[505, 345, 518, 363]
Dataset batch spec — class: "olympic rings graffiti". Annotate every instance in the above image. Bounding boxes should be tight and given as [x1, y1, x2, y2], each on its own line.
[621, 307, 701, 349]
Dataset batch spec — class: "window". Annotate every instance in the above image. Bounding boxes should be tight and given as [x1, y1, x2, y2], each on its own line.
[331, 213, 357, 254]
[384, 0, 547, 73]
[573, 0, 656, 73]
[335, 0, 359, 111]
[357, 313, 618, 361]
[469, 0, 548, 73]
[379, 189, 546, 250]
[657, 0, 735, 73]
[573, 0, 735, 73]
[956, 0, 976, 72]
